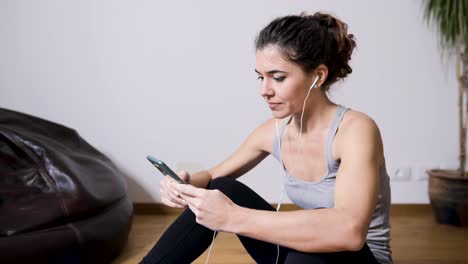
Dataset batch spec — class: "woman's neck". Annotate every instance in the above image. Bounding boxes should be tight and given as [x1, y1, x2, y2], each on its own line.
[289, 90, 337, 134]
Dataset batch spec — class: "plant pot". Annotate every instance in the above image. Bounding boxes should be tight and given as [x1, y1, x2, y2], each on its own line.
[427, 169, 468, 227]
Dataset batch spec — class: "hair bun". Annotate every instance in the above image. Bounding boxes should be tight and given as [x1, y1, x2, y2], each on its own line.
[312, 12, 356, 83]
[314, 12, 338, 29]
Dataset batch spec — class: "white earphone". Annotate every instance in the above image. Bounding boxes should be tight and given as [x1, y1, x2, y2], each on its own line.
[309, 75, 320, 91]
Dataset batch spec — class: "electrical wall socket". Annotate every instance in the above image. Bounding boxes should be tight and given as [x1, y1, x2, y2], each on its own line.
[175, 161, 205, 174]
[389, 167, 412, 181]
[413, 165, 429, 181]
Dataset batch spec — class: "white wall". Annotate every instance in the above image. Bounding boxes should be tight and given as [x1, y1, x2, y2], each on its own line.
[0, 0, 458, 204]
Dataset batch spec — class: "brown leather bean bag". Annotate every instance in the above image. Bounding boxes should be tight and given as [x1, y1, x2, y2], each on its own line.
[0, 108, 133, 264]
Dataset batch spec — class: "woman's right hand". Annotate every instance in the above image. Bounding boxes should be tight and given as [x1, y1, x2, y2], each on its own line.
[160, 171, 191, 208]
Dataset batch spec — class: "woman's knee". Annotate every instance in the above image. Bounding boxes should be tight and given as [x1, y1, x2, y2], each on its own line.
[207, 177, 274, 211]
[208, 176, 235, 186]
[207, 177, 242, 193]
[207, 177, 256, 201]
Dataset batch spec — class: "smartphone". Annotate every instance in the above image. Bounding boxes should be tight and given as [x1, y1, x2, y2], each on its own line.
[147, 155, 185, 184]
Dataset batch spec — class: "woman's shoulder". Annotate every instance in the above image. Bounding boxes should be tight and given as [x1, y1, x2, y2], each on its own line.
[250, 117, 277, 136]
[337, 108, 384, 162]
[341, 108, 380, 134]
[245, 118, 278, 153]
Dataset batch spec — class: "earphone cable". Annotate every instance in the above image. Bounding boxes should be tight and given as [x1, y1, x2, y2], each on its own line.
[205, 230, 217, 264]
[274, 76, 318, 264]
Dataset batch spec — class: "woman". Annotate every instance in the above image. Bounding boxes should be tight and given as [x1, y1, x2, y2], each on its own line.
[141, 12, 392, 264]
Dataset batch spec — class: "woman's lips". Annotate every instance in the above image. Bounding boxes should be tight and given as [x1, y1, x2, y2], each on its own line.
[268, 102, 281, 109]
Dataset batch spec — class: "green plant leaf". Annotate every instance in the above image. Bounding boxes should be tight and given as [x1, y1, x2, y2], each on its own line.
[424, 0, 468, 54]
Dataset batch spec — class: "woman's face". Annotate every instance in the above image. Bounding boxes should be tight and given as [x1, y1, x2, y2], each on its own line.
[255, 45, 314, 119]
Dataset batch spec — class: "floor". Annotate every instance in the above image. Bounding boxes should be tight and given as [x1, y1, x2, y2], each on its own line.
[112, 207, 468, 264]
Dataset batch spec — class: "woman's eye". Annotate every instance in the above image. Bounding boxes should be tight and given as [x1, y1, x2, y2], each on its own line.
[257, 76, 264, 81]
[273, 76, 285, 82]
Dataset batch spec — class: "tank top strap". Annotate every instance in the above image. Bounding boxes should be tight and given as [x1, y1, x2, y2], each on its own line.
[326, 105, 349, 166]
[273, 116, 292, 160]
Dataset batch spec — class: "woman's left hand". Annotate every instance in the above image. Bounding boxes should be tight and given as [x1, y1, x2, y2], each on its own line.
[173, 183, 238, 232]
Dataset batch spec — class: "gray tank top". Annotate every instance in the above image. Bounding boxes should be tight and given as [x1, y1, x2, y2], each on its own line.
[272, 105, 393, 264]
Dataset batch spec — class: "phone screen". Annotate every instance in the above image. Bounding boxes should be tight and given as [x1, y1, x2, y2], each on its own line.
[147, 155, 185, 184]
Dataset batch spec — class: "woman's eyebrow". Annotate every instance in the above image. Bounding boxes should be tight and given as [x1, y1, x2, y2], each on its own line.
[254, 69, 288, 74]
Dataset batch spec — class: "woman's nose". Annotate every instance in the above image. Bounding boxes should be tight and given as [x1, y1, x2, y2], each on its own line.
[260, 80, 274, 97]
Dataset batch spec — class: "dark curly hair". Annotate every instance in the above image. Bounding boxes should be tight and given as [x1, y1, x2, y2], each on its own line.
[255, 12, 356, 91]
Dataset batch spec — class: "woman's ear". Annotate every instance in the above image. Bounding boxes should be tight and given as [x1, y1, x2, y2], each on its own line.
[315, 64, 329, 88]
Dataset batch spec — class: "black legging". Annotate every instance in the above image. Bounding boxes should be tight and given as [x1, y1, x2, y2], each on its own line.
[140, 177, 379, 264]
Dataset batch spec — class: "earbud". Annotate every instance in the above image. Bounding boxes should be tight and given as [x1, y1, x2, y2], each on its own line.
[308, 76, 320, 91]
